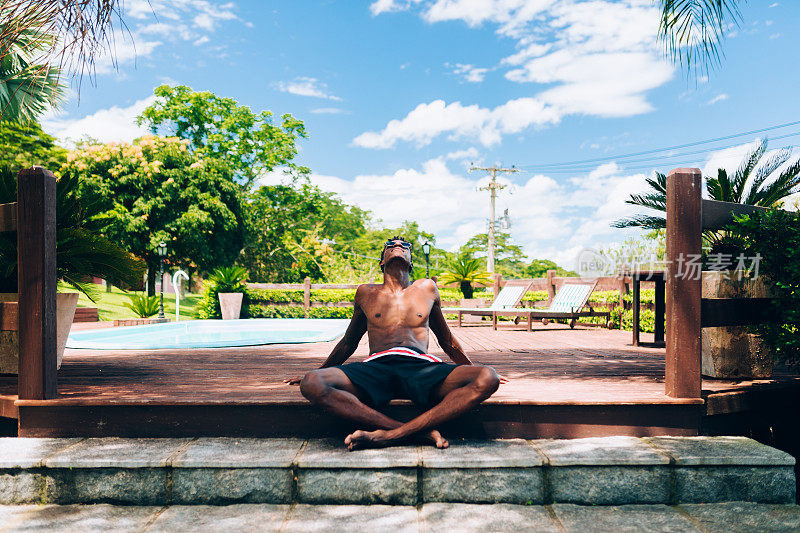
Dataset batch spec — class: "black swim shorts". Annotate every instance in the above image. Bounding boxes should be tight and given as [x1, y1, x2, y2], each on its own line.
[336, 351, 457, 409]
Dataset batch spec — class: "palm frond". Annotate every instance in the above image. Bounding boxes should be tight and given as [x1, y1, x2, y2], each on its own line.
[657, 0, 742, 76]
[730, 139, 766, 202]
[611, 214, 667, 230]
[743, 147, 792, 205]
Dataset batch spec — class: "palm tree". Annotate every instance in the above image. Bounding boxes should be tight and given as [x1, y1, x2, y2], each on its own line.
[0, 23, 63, 123]
[437, 254, 493, 299]
[657, 0, 742, 75]
[613, 139, 800, 252]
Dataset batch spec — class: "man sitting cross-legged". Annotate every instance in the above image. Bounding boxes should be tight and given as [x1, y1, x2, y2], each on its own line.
[285, 237, 505, 450]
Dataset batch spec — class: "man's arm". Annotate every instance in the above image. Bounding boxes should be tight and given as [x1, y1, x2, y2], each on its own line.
[284, 288, 368, 385]
[427, 283, 473, 365]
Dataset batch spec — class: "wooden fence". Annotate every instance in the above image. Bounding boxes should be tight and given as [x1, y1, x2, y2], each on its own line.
[247, 273, 655, 318]
[0, 168, 58, 400]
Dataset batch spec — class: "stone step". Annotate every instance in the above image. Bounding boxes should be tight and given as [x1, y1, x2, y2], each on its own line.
[3, 502, 800, 532]
[0, 436, 794, 506]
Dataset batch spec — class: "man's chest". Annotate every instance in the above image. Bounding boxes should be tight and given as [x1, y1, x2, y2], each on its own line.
[361, 291, 433, 327]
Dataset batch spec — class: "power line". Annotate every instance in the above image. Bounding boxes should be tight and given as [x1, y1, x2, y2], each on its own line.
[520, 133, 800, 173]
[516, 119, 800, 170]
[515, 137, 800, 175]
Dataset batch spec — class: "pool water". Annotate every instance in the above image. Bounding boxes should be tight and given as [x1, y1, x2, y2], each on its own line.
[66, 319, 350, 350]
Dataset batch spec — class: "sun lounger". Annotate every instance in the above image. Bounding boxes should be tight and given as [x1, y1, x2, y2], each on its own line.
[491, 280, 611, 331]
[441, 280, 533, 326]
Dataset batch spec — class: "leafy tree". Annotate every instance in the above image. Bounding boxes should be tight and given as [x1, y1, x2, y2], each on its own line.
[0, 21, 64, 123]
[60, 135, 246, 295]
[0, 121, 65, 170]
[438, 254, 492, 299]
[137, 85, 309, 188]
[459, 232, 527, 263]
[523, 259, 577, 278]
[240, 183, 368, 282]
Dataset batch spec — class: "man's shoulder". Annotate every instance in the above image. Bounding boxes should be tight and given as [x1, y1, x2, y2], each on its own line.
[355, 283, 381, 296]
[412, 278, 438, 292]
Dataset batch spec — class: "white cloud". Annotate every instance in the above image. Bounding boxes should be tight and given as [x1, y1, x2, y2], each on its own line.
[445, 147, 479, 161]
[361, 0, 673, 149]
[369, 0, 423, 15]
[706, 93, 729, 105]
[42, 96, 156, 146]
[770, 33, 781, 40]
[353, 97, 560, 148]
[309, 107, 348, 115]
[259, 156, 655, 268]
[274, 77, 342, 101]
[447, 63, 490, 83]
[85, 0, 238, 76]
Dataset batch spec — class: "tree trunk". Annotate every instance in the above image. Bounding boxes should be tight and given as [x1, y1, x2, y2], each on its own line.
[460, 281, 474, 299]
[147, 260, 156, 297]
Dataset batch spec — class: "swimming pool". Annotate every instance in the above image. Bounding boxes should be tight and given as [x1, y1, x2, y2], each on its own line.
[66, 319, 350, 350]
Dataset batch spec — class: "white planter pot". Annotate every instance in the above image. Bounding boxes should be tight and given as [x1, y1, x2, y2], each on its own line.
[0, 292, 78, 374]
[701, 271, 775, 378]
[218, 292, 244, 320]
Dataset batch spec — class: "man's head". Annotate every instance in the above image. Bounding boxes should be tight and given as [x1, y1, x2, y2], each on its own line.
[380, 236, 413, 273]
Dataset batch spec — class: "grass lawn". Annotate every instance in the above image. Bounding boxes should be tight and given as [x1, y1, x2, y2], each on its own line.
[59, 283, 202, 322]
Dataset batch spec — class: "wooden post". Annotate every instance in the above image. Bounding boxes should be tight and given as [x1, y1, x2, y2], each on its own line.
[17, 168, 57, 400]
[493, 273, 502, 295]
[618, 276, 628, 309]
[303, 277, 311, 318]
[546, 270, 556, 304]
[632, 276, 640, 346]
[665, 168, 702, 399]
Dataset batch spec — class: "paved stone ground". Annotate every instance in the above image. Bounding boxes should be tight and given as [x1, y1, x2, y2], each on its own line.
[2, 502, 800, 532]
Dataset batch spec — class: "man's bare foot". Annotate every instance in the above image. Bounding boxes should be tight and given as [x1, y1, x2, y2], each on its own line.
[344, 429, 448, 451]
[420, 429, 449, 449]
[344, 429, 391, 451]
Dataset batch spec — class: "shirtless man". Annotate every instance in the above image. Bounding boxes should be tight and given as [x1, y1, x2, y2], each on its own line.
[285, 237, 503, 450]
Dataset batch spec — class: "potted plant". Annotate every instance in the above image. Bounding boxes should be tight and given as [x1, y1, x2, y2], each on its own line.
[0, 167, 145, 372]
[198, 266, 248, 320]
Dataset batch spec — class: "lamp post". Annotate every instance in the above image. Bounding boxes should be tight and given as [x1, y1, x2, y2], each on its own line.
[422, 241, 431, 278]
[157, 241, 167, 319]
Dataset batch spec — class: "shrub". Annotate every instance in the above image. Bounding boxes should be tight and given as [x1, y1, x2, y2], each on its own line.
[124, 293, 161, 318]
[734, 209, 800, 369]
[197, 267, 249, 319]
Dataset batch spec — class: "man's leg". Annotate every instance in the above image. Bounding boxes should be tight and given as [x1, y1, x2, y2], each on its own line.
[344, 365, 500, 450]
[300, 368, 448, 447]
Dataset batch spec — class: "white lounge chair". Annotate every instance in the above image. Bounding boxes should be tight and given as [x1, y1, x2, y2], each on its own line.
[492, 280, 612, 331]
[441, 280, 533, 327]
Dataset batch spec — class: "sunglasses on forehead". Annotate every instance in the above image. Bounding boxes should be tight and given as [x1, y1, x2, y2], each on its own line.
[385, 239, 412, 250]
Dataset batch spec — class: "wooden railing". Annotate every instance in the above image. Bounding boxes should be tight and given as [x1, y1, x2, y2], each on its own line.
[0, 168, 58, 400]
[664, 168, 772, 399]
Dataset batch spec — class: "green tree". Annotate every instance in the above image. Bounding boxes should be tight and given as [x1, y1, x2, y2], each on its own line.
[523, 259, 577, 278]
[137, 85, 309, 188]
[240, 183, 368, 282]
[0, 121, 66, 170]
[60, 135, 246, 295]
[0, 21, 64, 123]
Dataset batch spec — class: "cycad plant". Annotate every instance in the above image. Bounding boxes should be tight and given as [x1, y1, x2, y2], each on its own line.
[438, 254, 493, 299]
[613, 140, 800, 253]
[0, 166, 146, 299]
[124, 293, 160, 318]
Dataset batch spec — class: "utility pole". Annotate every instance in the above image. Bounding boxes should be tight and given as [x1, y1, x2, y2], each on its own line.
[470, 165, 518, 276]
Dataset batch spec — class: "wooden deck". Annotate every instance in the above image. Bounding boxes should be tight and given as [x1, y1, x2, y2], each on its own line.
[2, 322, 799, 438]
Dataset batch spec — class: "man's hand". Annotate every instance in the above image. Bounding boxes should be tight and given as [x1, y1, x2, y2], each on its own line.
[284, 376, 303, 386]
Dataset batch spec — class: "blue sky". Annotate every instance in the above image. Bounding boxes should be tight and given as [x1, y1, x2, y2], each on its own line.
[43, 0, 800, 268]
